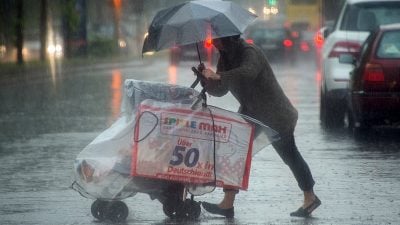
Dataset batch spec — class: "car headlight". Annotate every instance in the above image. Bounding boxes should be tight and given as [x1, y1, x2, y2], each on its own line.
[118, 39, 127, 48]
[47, 44, 63, 55]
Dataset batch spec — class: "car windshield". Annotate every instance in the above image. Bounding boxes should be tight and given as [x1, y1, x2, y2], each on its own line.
[250, 28, 286, 40]
[341, 2, 400, 31]
[377, 30, 400, 58]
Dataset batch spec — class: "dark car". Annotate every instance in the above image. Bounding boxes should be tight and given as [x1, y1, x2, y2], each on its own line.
[244, 22, 295, 62]
[169, 39, 218, 66]
[289, 21, 316, 57]
[339, 23, 400, 133]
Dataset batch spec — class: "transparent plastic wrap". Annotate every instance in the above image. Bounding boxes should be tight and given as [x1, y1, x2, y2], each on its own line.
[72, 79, 279, 201]
[72, 80, 199, 200]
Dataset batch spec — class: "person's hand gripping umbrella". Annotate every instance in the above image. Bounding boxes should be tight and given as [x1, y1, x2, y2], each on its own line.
[142, 0, 257, 107]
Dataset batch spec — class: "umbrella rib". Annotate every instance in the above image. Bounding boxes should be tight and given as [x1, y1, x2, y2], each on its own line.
[184, 3, 208, 43]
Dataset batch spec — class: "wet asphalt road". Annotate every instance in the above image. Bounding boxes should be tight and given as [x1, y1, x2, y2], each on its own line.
[0, 55, 400, 225]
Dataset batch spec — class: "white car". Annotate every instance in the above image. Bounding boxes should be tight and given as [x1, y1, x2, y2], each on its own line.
[320, 0, 400, 127]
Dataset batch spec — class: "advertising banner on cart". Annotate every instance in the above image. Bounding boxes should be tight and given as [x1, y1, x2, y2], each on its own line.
[131, 99, 255, 190]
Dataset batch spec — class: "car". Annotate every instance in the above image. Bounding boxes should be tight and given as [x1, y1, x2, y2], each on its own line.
[0, 35, 6, 60]
[169, 40, 218, 66]
[21, 40, 40, 61]
[22, 39, 63, 60]
[339, 23, 400, 133]
[320, 0, 400, 127]
[289, 21, 316, 58]
[314, 25, 328, 70]
[244, 21, 295, 62]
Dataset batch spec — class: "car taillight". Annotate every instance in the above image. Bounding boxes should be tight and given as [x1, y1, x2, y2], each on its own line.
[204, 38, 213, 49]
[283, 39, 293, 48]
[328, 41, 361, 58]
[246, 39, 254, 44]
[363, 63, 385, 91]
[314, 32, 324, 48]
[363, 63, 384, 82]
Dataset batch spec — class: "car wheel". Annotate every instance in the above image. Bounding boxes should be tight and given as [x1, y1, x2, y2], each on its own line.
[347, 108, 370, 138]
[344, 107, 368, 136]
[320, 90, 345, 128]
[343, 107, 354, 131]
[353, 118, 370, 138]
[319, 89, 326, 122]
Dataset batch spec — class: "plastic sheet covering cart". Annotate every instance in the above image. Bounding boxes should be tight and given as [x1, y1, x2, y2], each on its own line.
[71, 79, 279, 222]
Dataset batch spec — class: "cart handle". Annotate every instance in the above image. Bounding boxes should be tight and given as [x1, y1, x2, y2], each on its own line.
[191, 88, 207, 109]
[190, 65, 205, 88]
[190, 64, 208, 109]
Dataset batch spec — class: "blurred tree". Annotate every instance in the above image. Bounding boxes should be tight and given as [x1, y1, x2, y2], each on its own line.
[62, 0, 76, 58]
[132, 0, 143, 13]
[112, 0, 122, 41]
[62, 0, 87, 58]
[15, 0, 24, 64]
[76, 0, 88, 56]
[132, 0, 144, 56]
[40, 0, 48, 61]
[0, 0, 14, 53]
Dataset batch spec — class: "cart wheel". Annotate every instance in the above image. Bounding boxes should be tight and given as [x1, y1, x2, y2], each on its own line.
[162, 199, 184, 219]
[182, 199, 201, 220]
[106, 201, 129, 222]
[91, 199, 108, 221]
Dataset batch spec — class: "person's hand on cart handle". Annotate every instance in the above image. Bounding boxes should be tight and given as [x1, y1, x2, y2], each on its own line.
[202, 68, 221, 80]
[197, 63, 205, 73]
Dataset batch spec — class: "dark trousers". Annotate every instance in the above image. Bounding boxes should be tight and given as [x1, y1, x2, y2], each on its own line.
[224, 130, 315, 193]
[272, 133, 315, 191]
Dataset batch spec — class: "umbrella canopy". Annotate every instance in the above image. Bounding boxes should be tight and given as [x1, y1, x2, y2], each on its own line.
[142, 0, 257, 54]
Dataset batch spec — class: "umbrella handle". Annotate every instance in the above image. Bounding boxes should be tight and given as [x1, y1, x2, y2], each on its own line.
[190, 66, 205, 88]
[190, 65, 207, 109]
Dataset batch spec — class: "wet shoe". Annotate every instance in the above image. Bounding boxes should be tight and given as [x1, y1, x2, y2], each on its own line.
[290, 196, 321, 217]
[201, 202, 234, 218]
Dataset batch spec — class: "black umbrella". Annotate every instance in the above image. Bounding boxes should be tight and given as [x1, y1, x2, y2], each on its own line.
[142, 0, 257, 57]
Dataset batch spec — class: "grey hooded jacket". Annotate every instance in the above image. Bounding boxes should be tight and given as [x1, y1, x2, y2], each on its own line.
[205, 39, 298, 134]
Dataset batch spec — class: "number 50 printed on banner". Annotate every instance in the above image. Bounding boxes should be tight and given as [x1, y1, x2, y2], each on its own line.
[131, 99, 255, 190]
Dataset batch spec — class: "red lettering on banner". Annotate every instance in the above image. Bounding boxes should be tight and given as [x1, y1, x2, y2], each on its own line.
[199, 122, 227, 134]
[205, 161, 214, 170]
[196, 162, 204, 169]
[133, 100, 256, 190]
[177, 138, 192, 148]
